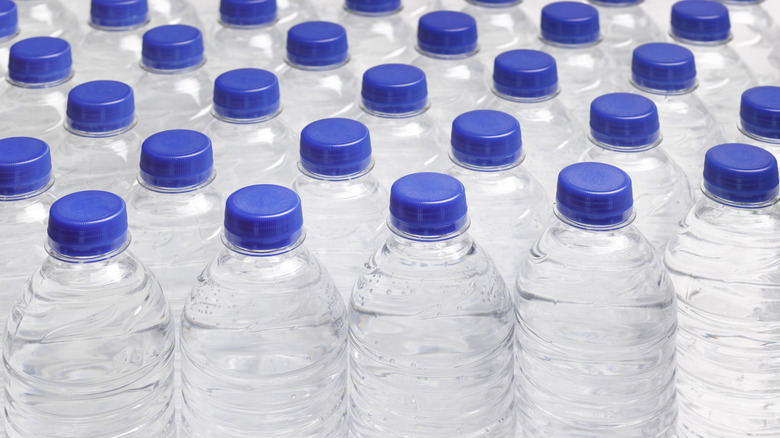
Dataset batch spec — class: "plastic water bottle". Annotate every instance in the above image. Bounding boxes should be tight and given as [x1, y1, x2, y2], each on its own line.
[586, 0, 663, 67]
[665, 143, 780, 438]
[460, 0, 538, 63]
[536, 1, 615, 123]
[205, 68, 297, 195]
[580, 92, 693, 250]
[274, 0, 318, 31]
[0, 36, 73, 147]
[444, 109, 550, 285]
[278, 21, 359, 134]
[630, 42, 726, 192]
[0, 1, 20, 87]
[291, 117, 388, 301]
[135, 24, 212, 137]
[411, 11, 489, 125]
[721, 0, 780, 84]
[52, 80, 142, 198]
[4, 190, 176, 437]
[353, 63, 447, 188]
[669, 0, 757, 135]
[149, 0, 203, 28]
[75, 0, 150, 85]
[738, 86, 780, 162]
[14, 0, 81, 42]
[181, 184, 348, 437]
[515, 161, 678, 436]
[400, 0, 445, 27]
[349, 171, 514, 437]
[480, 49, 585, 198]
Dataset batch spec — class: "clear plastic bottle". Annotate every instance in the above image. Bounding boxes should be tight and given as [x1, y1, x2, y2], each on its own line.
[444, 109, 550, 284]
[480, 49, 585, 198]
[586, 0, 664, 67]
[4, 190, 176, 438]
[737, 86, 780, 162]
[400, 0, 445, 27]
[630, 42, 726, 192]
[411, 11, 489, 126]
[460, 0, 538, 64]
[0, 36, 73, 147]
[0, 1, 20, 88]
[580, 92, 693, 251]
[52, 80, 142, 198]
[349, 171, 515, 437]
[181, 184, 348, 437]
[14, 0, 81, 42]
[274, 0, 318, 31]
[291, 117, 388, 301]
[720, 0, 780, 84]
[205, 68, 297, 195]
[515, 161, 678, 437]
[353, 63, 448, 188]
[149, 0, 203, 28]
[278, 21, 359, 134]
[135, 24, 212, 137]
[665, 143, 780, 438]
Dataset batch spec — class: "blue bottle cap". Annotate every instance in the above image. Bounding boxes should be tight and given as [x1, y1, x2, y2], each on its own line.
[631, 42, 696, 92]
[220, 0, 276, 27]
[556, 162, 633, 226]
[346, 0, 400, 14]
[0, 0, 18, 39]
[224, 184, 304, 251]
[48, 191, 128, 257]
[417, 11, 478, 56]
[361, 63, 427, 114]
[493, 49, 558, 99]
[300, 118, 372, 176]
[740, 86, 780, 141]
[541, 2, 600, 45]
[140, 129, 213, 189]
[67, 81, 135, 133]
[390, 172, 468, 237]
[703, 143, 779, 204]
[590, 93, 660, 147]
[8, 37, 72, 85]
[142, 24, 204, 70]
[286, 21, 348, 68]
[671, 0, 730, 43]
[451, 110, 522, 167]
[213, 68, 280, 120]
[0, 137, 52, 196]
[91, 0, 148, 28]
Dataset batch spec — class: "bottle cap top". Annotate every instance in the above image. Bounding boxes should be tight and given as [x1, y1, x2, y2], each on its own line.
[224, 184, 304, 251]
[493, 49, 558, 99]
[213, 68, 280, 120]
[556, 162, 633, 226]
[362, 63, 427, 114]
[590, 92, 660, 147]
[220, 0, 276, 26]
[740, 86, 780, 140]
[671, 0, 730, 42]
[0, 0, 18, 39]
[541, 1, 600, 45]
[48, 191, 128, 257]
[0, 137, 52, 196]
[346, 0, 400, 14]
[300, 118, 372, 176]
[631, 42, 696, 92]
[703, 143, 779, 204]
[8, 37, 72, 85]
[417, 11, 478, 56]
[451, 110, 522, 167]
[142, 24, 204, 70]
[286, 21, 348, 67]
[67, 80, 135, 133]
[91, 0, 148, 28]
[140, 129, 213, 189]
[390, 172, 468, 237]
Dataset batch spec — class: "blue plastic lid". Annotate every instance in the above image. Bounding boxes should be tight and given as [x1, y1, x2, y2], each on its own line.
[590, 93, 660, 147]
[0, 0, 18, 39]
[671, 0, 730, 42]
[740, 86, 780, 140]
[541, 2, 600, 45]
[8, 37, 72, 85]
[0, 137, 52, 197]
[556, 162, 633, 226]
[451, 110, 522, 167]
[286, 21, 348, 67]
[142, 24, 204, 70]
[390, 172, 468, 237]
[224, 184, 304, 251]
[213, 68, 280, 120]
[91, 0, 148, 28]
[703, 143, 779, 204]
[67, 81, 135, 133]
[47, 191, 128, 257]
[493, 49, 558, 99]
[346, 0, 400, 14]
[140, 129, 213, 188]
[417, 11, 478, 56]
[631, 42, 696, 92]
[220, 0, 276, 26]
[300, 118, 372, 176]
[362, 63, 427, 114]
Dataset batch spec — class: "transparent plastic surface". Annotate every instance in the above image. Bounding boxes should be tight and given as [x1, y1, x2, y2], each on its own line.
[590, 1, 664, 67]
[14, 0, 81, 41]
[515, 216, 677, 437]
[0, 34, 19, 87]
[737, 129, 780, 164]
[349, 228, 515, 437]
[400, 0, 446, 26]
[339, 9, 415, 77]
[0, 81, 71, 147]
[149, 0, 203, 27]
[75, 25, 147, 85]
[725, 0, 780, 84]
[275, 0, 318, 31]
[665, 194, 780, 438]
[461, 0, 538, 64]
[207, 22, 286, 78]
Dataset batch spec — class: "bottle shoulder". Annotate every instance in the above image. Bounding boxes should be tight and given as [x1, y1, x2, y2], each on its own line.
[292, 174, 388, 212]
[444, 161, 550, 206]
[204, 114, 294, 146]
[126, 183, 224, 221]
[581, 142, 687, 182]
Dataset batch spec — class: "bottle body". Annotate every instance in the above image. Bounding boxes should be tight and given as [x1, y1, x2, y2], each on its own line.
[15, 0, 81, 41]
[338, 9, 415, 77]
[591, 1, 663, 67]
[461, 1, 537, 64]
[726, 1, 780, 84]
[207, 23, 286, 77]
[0, 83, 71, 147]
[134, 67, 213, 137]
[75, 26, 146, 85]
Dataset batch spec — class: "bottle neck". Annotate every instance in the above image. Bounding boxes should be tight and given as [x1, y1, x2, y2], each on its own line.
[554, 205, 636, 232]
[222, 231, 307, 258]
[386, 223, 476, 260]
[46, 236, 131, 264]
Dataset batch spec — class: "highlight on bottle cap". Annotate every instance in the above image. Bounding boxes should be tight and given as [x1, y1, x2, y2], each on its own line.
[0, 137, 52, 197]
[224, 184, 304, 251]
[390, 172, 468, 238]
[140, 129, 214, 189]
[703, 143, 779, 205]
[451, 110, 522, 168]
[589, 93, 660, 147]
[556, 162, 634, 227]
[300, 118, 372, 177]
[48, 190, 129, 257]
